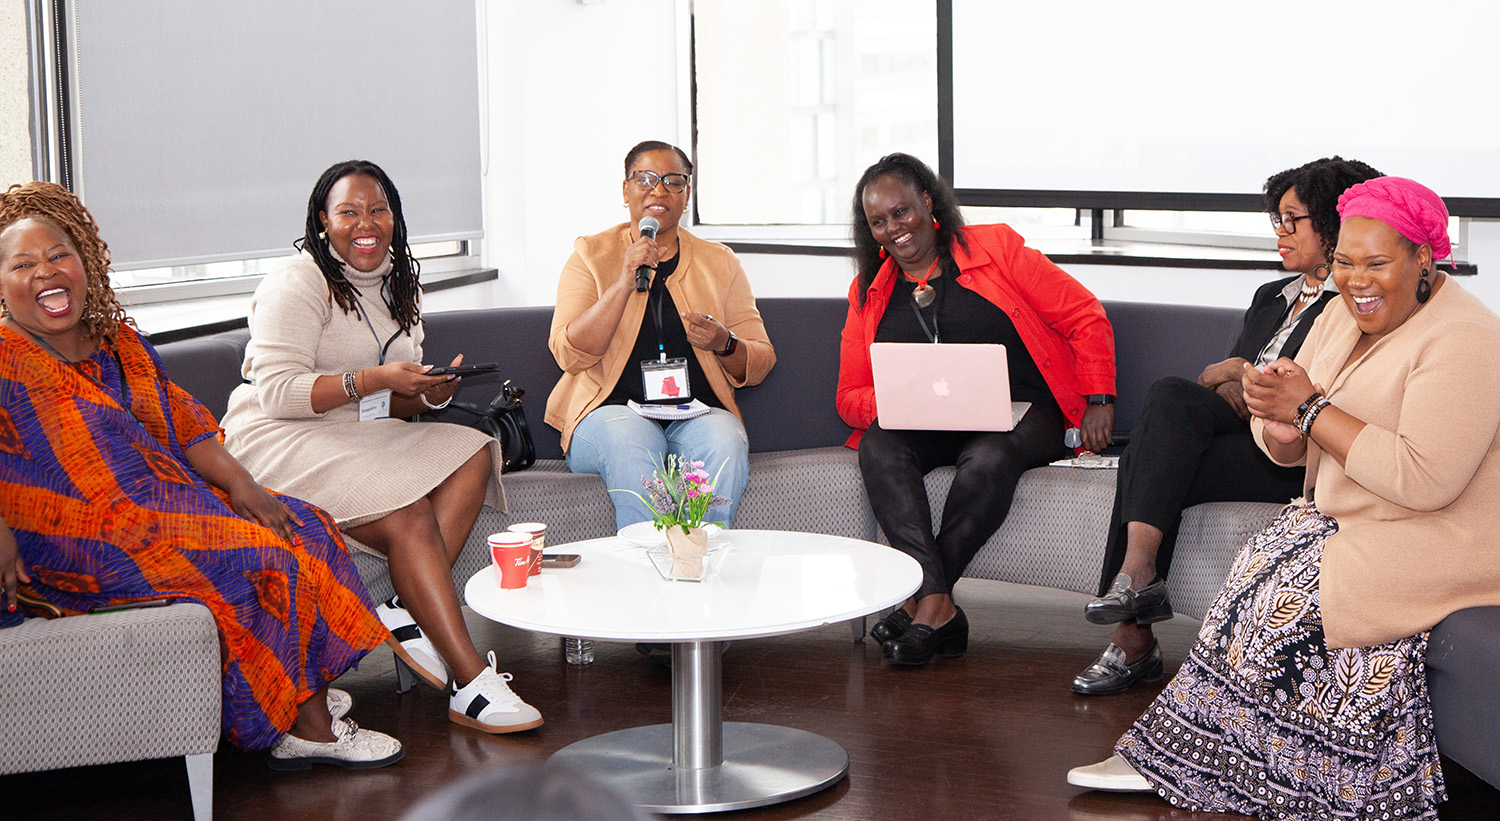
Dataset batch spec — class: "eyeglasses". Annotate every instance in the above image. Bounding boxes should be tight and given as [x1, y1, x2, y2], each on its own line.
[627, 170, 690, 194]
[1270, 211, 1311, 233]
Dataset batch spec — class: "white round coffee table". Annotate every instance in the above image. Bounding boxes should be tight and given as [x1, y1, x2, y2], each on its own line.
[464, 529, 920, 814]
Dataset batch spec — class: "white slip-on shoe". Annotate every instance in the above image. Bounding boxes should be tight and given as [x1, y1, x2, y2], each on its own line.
[375, 595, 447, 690]
[1067, 754, 1152, 792]
[267, 718, 404, 771]
[326, 688, 352, 720]
[448, 651, 544, 734]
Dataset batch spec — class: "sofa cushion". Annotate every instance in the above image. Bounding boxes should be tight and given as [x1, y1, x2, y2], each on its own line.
[0, 604, 220, 775]
[1426, 606, 1500, 789]
[735, 447, 873, 540]
[154, 334, 250, 421]
[1168, 501, 1282, 620]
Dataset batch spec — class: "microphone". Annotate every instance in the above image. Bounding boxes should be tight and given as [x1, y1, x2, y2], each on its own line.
[635, 216, 660, 293]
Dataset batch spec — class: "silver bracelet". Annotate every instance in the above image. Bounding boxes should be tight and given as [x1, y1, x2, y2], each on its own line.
[342, 371, 359, 400]
[420, 391, 451, 410]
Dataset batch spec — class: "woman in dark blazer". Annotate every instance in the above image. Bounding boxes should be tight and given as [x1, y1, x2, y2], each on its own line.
[1071, 157, 1382, 696]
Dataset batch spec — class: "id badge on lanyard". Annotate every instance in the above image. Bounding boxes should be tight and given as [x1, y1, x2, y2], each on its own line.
[639, 280, 692, 402]
[355, 300, 398, 421]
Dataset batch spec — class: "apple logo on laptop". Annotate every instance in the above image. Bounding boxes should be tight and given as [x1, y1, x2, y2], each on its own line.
[932, 378, 950, 397]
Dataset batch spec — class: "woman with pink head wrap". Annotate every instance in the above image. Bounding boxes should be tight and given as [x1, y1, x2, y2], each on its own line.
[1071, 176, 1500, 819]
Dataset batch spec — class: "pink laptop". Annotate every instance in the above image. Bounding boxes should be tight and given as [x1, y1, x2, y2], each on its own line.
[869, 342, 1029, 432]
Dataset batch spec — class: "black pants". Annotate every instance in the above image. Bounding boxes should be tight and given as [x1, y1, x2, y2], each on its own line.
[1094, 376, 1303, 597]
[860, 404, 1069, 600]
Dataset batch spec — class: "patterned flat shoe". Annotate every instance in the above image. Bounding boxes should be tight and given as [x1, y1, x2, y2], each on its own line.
[268, 718, 404, 771]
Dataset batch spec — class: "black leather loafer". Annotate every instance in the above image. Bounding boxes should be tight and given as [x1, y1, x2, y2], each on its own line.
[869, 609, 913, 644]
[884, 606, 968, 666]
[1084, 574, 1173, 625]
[1070, 640, 1163, 696]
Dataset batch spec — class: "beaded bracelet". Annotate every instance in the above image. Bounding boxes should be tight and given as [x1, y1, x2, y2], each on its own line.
[1294, 391, 1323, 423]
[1298, 397, 1331, 435]
[342, 371, 359, 401]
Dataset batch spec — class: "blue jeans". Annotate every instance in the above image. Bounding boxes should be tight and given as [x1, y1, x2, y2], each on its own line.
[565, 405, 750, 530]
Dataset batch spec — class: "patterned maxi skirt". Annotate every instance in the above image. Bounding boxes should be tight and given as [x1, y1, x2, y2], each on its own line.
[1116, 502, 1445, 820]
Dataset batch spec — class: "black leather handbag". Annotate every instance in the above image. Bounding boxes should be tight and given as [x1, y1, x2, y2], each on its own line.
[445, 380, 536, 472]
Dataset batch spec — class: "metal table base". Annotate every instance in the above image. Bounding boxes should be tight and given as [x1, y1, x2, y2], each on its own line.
[549, 640, 849, 814]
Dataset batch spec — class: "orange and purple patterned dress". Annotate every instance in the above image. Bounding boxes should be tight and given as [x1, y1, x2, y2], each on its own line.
[0, 323, 389, 751]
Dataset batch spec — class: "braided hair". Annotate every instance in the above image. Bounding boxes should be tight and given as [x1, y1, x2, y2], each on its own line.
[1263, 156, 1383, 265]
[0, 181, 130, 345]
[297, 160, 421, 332]
[850, 153, 968, 306]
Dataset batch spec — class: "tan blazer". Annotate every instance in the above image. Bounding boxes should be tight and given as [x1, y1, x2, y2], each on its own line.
[1254, 280, 1500, 647]
[546, 225, 775, 452]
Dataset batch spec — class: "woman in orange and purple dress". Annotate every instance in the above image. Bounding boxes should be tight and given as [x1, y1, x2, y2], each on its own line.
[0, 182, 400, 770]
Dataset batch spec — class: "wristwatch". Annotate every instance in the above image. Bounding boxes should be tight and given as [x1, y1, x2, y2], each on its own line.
[1085, 394, 1114, 406]
[714, 331, 739, 357]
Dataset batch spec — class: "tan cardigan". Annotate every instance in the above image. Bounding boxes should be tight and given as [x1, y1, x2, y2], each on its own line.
[1253, 280, 1500, 647]
[546, 225, 775, 451]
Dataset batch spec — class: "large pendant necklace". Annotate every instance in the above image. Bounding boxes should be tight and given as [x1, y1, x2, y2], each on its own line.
[905, 258, 940, 308]
[1298, 277, 1322, 304]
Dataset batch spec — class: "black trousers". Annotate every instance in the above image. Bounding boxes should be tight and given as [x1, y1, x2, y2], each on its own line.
[860, 405, 1068, 599]
[1094, 376, 1303, 597]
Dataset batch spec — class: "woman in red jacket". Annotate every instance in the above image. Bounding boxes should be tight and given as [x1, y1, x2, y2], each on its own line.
[839, 153, 1116, 666]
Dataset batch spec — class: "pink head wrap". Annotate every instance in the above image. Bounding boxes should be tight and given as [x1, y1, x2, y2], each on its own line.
[1336, 176, 1452, 261]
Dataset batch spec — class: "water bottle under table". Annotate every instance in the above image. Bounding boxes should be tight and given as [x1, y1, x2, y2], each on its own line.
[564, 637, 595, 665]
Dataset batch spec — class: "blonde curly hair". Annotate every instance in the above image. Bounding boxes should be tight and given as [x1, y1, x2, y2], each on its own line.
[0, 181, 130, 344]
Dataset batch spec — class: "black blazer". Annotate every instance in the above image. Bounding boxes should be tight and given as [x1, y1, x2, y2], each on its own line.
[1227, 275, 1337, 364]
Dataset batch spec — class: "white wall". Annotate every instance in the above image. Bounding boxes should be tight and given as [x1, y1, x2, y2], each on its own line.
[479, 1, 1500, 315]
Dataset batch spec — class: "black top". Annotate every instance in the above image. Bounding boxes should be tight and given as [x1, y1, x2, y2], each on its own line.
[1228, 274, 1338, 363]
[602, 254, 725, 409]
[873, 270, 1058, 411]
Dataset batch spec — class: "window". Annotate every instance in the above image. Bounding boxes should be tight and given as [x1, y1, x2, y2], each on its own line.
[1, 3, 34, 189]
[693, 0, 939, 226]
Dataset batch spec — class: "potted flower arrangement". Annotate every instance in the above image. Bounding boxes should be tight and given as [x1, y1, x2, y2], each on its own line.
[611, 456, 729, 580]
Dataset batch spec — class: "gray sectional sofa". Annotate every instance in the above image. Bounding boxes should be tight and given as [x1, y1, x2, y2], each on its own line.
[4, 297, 1494, 815]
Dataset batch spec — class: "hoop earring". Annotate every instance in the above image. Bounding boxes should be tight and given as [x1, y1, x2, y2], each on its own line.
[1416, 267, 1432, 304]
[1312, 263, 1331, 282]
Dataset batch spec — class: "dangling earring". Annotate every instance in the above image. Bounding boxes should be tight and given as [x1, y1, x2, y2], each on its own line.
[932, 217, 940, 230]
[318, 230, 328, 241]
[878, 247, 887, 259]
[1416, 267, 1432, 303]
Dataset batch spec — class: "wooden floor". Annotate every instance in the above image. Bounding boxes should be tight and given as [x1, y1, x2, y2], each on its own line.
[9, 579, 1498, 820]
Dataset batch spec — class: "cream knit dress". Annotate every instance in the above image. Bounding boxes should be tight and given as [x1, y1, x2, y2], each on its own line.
[222, 252, 505, 543]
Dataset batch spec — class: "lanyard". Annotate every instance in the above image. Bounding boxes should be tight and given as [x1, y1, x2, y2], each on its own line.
[353, 299, 402, 365]
[649, 269, 669, 363]
[907, 278, 942, 343]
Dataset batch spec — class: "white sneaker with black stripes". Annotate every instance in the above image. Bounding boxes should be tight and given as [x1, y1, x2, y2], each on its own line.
[448, 651, 543, 734]
[375, 595, 447, 690]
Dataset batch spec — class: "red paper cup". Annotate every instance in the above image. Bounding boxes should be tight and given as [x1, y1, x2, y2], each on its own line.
[508, 522, 547, 576]
[488, 532, 533, 589]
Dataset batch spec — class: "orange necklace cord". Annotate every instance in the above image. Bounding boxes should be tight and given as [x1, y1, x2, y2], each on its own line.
[903, 258, 940, 289]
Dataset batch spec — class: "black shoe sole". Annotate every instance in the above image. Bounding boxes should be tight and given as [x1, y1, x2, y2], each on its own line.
[1083, 599, 1173, 626]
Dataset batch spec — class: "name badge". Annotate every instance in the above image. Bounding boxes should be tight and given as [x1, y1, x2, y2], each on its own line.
[641, 358, 691, 402]
[359, 389, 393, 421]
